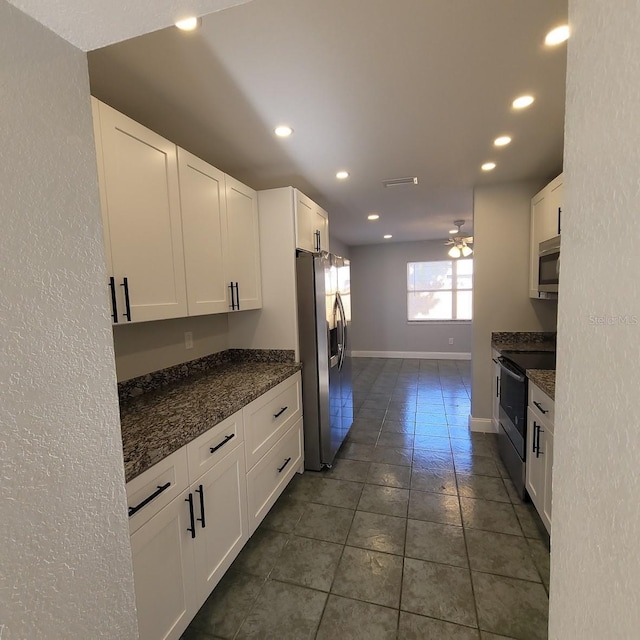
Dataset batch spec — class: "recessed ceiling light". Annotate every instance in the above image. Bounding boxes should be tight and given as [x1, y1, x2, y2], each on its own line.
[368, 214, 380, 221]
[383, 234, 393, 239]
[512, 95, 535, 109]
[494, 136, 512, 147]
[175, 17, 200, 31]
[336, 171, 350, 180]
[545, 25, 570, 46]
[274, 125, 293, 138]
[481, 162, 496, 171]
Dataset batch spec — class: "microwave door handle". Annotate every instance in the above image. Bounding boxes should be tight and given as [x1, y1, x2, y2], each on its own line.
[497, 358, 526, 383]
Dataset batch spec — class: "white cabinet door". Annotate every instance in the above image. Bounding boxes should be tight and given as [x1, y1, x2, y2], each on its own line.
[525, 407, 545, 514]
[130, 487, 197, 640]
[95, 101, 188, 323]
[314, 207, 330, 252]
[192, 444, 249, 608]
[178, 148, 229, 316]
[246, 418, 303, 534]
[295, 190, 316, 252]
[543, 428, 554, 531]
[225, 175, 262, 311]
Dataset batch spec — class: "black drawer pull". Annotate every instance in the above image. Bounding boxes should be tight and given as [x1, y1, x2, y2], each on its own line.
[108, 277, 119, 323]
[277, 457, 292, 473]
[229, 281, 236, 310]
[273, 406, 288, 419]
[195, 484, 206, 529]
[121, 277, 132, 321]
[186, 493, 196, 539]
[128, 481, 171, 517]
[533, 400, 548, 414]
[210, 433, 235, 454]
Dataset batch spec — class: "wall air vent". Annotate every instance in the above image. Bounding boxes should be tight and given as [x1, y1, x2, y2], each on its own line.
[382, 176, 418, 187]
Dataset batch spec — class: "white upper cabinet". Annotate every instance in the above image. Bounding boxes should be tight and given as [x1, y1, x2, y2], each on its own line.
[178, 149, 229, 316]
[225, 176, 262, 311]
[93, 99, 188, 323]
[530, 173, 563, 298]
[295, 190, 330, 253]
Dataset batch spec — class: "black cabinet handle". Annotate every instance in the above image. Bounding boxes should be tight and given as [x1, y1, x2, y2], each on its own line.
[532, 423, 538, 454]
[195, 484, 206, 529]
[277, 457, 292, 473]
[558, 207, 562, 235]
[495, 376, 499, 398]
[314, 229, 321, 252]
[536, 425, 544, 458]
[273, 406, 288, 419]
[235, 282, 240, 310]
[186, 493, 196, 539]
[210, 433, 235, 454]
[128, 481, 171, 517]
[108, 277, 119, 323]
[533, 401, 548, 415]
[121, 277, 132, 321]
[229, 281, 236, 310]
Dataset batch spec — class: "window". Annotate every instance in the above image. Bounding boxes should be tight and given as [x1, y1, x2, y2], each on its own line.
[407, 259, 473, 321]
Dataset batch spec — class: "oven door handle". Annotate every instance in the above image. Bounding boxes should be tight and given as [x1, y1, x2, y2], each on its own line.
[497, 358, 526, 383]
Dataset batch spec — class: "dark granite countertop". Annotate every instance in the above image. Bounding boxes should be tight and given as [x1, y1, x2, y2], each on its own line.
[527, 370, 556, 401]
[120, 359, 301, 483]
[491, 331, 556, 354]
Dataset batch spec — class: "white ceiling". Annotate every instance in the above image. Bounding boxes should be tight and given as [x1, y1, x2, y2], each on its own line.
[88, 0, 568, 246]
[7, 0, 253, 51]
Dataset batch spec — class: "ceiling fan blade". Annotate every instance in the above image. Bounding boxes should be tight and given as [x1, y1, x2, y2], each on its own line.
[465, 236, 473, 244]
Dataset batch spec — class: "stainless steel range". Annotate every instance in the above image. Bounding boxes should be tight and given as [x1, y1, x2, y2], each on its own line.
[496, 350, 556, 499]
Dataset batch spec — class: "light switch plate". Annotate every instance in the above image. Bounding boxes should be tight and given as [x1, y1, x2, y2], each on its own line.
[184, 331, 194, 349]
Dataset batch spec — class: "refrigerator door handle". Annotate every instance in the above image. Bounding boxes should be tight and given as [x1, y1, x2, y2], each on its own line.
[336, 292, 347, 371]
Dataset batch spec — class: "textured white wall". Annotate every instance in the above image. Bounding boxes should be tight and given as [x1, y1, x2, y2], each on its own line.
[549, 2, 640, 637]
[471, 181, 558, 421]
[7, 0, 254, 51]
[0, 3, 137, 638]
[349, 240, 473, 356]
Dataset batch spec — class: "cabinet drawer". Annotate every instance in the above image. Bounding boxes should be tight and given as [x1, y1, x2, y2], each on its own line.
[246, 418, 302, 534]
[529, 383, 555, 427]
[186, 410, 244, 483]
[244, 373, 302, 471]
[127, 447, 189, 534]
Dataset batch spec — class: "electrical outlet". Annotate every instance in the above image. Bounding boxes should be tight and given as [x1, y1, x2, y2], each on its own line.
[449, 337, 454, 345]
[184, 331, 194, 349]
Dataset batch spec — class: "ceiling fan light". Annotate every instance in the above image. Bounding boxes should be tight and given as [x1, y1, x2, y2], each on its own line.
[449, 228, 458, 234]
[448, 246, 461, 259]
[461, 245, 473, 257]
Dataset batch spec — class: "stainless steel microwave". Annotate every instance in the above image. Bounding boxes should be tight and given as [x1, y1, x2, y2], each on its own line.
[539, 235, 560, 293]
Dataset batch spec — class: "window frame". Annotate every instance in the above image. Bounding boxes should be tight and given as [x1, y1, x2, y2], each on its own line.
[406, 259, 473, 322]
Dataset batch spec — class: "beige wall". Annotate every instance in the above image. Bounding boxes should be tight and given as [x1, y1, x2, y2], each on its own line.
[0, 2, 137, 637]
[471, 181, 558, 423]
[549, 1, 640, 636]
[350, 240, 473, 356]
[329, 234, 350, 259]
[114, 313, 229, 381]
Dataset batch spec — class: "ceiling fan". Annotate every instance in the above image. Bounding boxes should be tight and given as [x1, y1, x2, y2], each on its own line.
[445, 220, 473, 258]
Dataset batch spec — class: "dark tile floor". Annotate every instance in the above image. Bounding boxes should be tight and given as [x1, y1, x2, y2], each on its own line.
[182, 358, 550, 640]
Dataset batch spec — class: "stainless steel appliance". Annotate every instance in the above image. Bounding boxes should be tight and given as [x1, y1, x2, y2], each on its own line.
[296, 251, 353, 470]
[538, 235, 560, 293]
[496, 350, 556, 498]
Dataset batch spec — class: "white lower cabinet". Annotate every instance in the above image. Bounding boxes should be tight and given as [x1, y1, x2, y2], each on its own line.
[127, 373, 303, 639]
[525, 382, 555, 534]
[130, 487, 197, 640]
[246, 418, 303, 534]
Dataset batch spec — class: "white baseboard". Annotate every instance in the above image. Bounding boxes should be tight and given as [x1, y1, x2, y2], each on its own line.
[469, 416, 497, 433]
[351, 350, 471, 360]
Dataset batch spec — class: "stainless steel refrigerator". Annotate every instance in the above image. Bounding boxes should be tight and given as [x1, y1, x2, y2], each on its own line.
[296, 251, 353, 470]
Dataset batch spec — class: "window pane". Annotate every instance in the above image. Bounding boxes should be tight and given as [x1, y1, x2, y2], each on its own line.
[457, 259, 473, 275]
[408, 261, 452, 291]
[456, 291, 473, 320]
[408, 291, 452, 320]
[457, 274, 473, 289]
